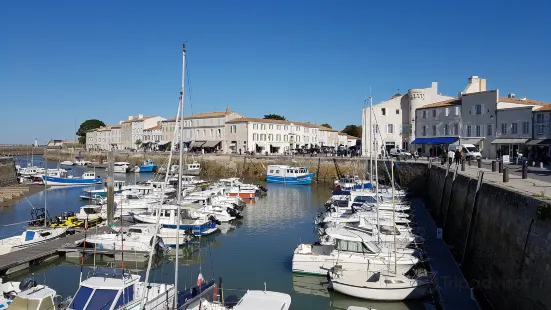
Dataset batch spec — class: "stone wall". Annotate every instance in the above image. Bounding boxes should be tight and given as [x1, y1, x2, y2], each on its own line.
[425, 165, 551, 310]
[0, 157, 17, 187]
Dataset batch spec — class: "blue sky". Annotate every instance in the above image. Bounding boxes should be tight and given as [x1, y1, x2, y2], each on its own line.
[1, 0, 550, 144]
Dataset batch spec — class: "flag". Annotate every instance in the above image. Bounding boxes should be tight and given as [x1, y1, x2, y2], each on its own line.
[196, 273, 204, 286]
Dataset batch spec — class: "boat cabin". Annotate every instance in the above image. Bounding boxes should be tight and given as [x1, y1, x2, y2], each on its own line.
[8, 285, 57, 310]
[68, 273, 140, 310]
[82, 172, 97, 180]
[186, 162, 200, 170]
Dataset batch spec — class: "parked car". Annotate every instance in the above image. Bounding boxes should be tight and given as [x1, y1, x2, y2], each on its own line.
[389, 148, 412, 159]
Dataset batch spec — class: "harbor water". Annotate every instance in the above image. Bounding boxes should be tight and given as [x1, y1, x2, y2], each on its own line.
[0, 156, 425, 310]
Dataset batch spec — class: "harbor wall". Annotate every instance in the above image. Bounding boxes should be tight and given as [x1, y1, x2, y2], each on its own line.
[425, 165, 551, 310]
[0, 157, 17, 187]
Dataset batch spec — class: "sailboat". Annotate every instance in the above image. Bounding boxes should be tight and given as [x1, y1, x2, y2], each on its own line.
[328, 159, 433, 301]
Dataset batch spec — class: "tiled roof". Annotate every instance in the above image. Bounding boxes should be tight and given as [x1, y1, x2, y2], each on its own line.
[499, 97, 548, 106]
[162, 117, 178, 122]
[535, 104, 551, 112]
[184, 111, 233, 119]
[226, 117, 320, 128]
[318, 126, 339, 132]
[122, 116, 158, 123]
[420, 98, 461, 109]
[111, 125, 121, 129]
[144, 125, 161, 131]
[347, 135, 359, 139]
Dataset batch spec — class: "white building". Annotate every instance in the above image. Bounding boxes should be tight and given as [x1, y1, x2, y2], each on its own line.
[121, 115, 165, 150]
[109, 125, 121, 150]
[86, 129, 98, 150]
[415, 86, 547, 158]
[183, 108, 243, 152]
[225, 117, 327, 154]
[143, 125, 162, 150]
[318, 127, 340, 147]
[361, 80, 459, 156]
[160, 118, 180, 150]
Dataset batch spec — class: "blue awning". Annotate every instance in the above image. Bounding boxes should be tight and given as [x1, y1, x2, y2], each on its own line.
[411, 137, 459, 145]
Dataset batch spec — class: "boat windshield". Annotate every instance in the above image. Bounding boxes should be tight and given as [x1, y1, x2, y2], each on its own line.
[70, 286, 93, 310]
[85, 288, 118, 310]
[8, 297, 41, 310]
[353, 196, 377, 204]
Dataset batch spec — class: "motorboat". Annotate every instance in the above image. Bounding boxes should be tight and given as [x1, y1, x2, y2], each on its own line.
[335, 176, 373, 190]
[67, 271, 174, 310]
[0, 227, 68, 255]
[191, 204, 242, 223]
[75, 230, 169, 254]
[139, 159, 158, 173]
[106, 162, 132, 173]
[111, 223, 193, 247]
[226, 290, 291, 310]
[60, 160, 74, 166]
[266, 165, 314, 185]
[5, 284, 60, 310]
[42, 171, 102, 186]
[80, 180, 126, 200]
[329, 267, 432, 301]
[133, 205, 219, 236]
[73, 157, 91, 166]
[18, 166, 42, 178]
[292, 227, 421, 276]
[319, 226, 424, 249]
[216, 178, 264, 199]
[183, 161, 201, 176]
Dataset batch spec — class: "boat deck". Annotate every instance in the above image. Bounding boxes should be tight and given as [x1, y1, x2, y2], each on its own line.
[412, 198, 480, 310]
[0, 226, 110, 276]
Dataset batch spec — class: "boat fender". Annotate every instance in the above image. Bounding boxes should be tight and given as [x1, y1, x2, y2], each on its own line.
[19, 279, 37, 291]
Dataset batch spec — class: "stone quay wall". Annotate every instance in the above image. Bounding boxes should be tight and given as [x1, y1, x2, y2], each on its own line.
[424, 164, 551, 310]
[0, 157, 17, 187]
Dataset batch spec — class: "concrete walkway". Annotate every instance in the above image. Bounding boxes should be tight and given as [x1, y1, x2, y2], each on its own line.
[433, 161, 551, 199]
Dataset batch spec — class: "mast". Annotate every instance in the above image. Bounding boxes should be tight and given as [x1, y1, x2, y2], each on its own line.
[391, 158, 397, 274]
[369, 94, 373, 188]
[374, 140, 380, 242]
[174, 42, 187, 310]
[43, 150, 48, 228]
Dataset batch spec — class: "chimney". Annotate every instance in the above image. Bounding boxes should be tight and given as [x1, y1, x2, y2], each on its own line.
[226, 107, 230, 114]
[128, 116, 134, 120]
[138, 114, 144, 119]
[508, 93, 516, 98]
[119, 120, 123, 125]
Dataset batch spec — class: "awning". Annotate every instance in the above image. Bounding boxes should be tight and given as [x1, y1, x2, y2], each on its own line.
[190, 141, 206, 148]
[459, 138, 484, 145]
[491, 138, 529, 145]
[158, 140, 171, 146]
[527, 139, 551, 146]
[202, 140, 221, 148]
[411, 137, 459, 145]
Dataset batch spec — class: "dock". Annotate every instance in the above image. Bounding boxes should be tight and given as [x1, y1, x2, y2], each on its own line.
[413, 198, 480, 310]
[0, 226, 110, 276]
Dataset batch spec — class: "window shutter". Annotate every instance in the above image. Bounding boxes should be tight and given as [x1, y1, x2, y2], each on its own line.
[481, 104, 485, 115]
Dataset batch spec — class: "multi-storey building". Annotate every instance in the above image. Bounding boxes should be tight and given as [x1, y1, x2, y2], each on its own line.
[109, 125, 121, 150]
[361, 76, 489, 157]
[160, 118, 180, 150]
[143, 125, 162, 150]
[183, 108, 243, 152]
[86, 129, 98, 150]
[121, 115, 165, 150]
[415, 88, 547, 158]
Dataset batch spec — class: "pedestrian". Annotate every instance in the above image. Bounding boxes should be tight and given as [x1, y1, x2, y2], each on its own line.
[454, 149, 461, 165]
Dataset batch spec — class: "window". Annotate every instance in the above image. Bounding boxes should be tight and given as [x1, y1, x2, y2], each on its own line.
[268, 134, 273, 141]
[387, 124, 393, 134]
[253, 133, 258, 141]
[296, 126, 300, 131]
[467, 125, 472, 137]
[475, 104, 482, 115]
[284, 135, 288, 141]
[432, 125, 436, 136]
[381, 108, 386, 116]
[444, 125, 449, 136]
[511, 123, 518, 134]
[277, 125, 281, 130]
[422, 126, 427, 136]
[284, 126, 288, 130]
[453, 123, 459, 135]
[455, 106, 460, 116]
[501, 123, 507, 134]
[396, 109, 399, 114]
[487, 124, 493, 136]
[269, 125, 273, 129]
[422, 110, 427, 119]
[432, 109, 436, 118]
[230, 125, 236, 133]
[445, 108, 449, 116]
[522, 122, 529, 134]
[536, 113, 544, 123]
[476, 125, 481, 136]
[261, 124, 265, 130]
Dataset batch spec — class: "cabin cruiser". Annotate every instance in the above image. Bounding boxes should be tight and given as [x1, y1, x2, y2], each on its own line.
[334, 176, 373, 190]
[292, 227, 421, 276]
[67, 271, 174, 310]
[266, 165, 314, 185]
[191, 204, 243, 223]
[75, 229, 169, 254]
[216, 178, 264, 199]
[80, 180, 126, 200]
[168, 175, 209, 189]
[320, 226, 424, 249]
[133, 205, 219, 236]
[42, 171, 102, 186]
[0, 227, 68, 255]
[111, 223, 193, 247]
[105, 162, 132, 173]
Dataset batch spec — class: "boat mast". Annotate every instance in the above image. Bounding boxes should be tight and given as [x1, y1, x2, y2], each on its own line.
[174, 42, 187, 310]
[43, 150, 48, 228]
[391, 158, 397, 274]
[374, 140, 380, 243]
[369, 94, 373, 189]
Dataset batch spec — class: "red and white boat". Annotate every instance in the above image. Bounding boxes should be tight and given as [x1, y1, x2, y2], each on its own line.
[217, 178, 260, 199]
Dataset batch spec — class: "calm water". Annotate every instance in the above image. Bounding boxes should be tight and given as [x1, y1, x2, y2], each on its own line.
[1, 156, 424, 310]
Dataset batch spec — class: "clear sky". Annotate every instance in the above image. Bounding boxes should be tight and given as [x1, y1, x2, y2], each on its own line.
[1, 0, 550, 144]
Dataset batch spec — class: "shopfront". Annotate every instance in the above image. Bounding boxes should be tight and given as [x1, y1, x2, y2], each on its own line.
[526, 139, 551, 164]
[490, 138, 529, 159]
[411, 137, 459, 157]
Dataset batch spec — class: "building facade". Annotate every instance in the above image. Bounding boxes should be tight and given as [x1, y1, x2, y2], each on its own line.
[183, 108, 243, 152]
[121, 115, 165, 150]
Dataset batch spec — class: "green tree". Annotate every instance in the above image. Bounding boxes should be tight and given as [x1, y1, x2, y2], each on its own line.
[76, 119, 105, 144]
[341, 125, 362, 138]
[135, 139, 142, 149]
[320, 123, 332, 129]
[263, 114, 286, 121]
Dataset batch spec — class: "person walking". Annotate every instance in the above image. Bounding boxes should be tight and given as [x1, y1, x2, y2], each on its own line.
[454, 149, 461, 165]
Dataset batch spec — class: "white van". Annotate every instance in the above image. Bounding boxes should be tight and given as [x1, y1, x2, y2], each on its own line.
[449, 144, 482, 160]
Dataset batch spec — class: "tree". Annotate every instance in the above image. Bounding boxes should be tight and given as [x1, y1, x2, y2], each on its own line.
[135, 139, 142, 149]
[320, 123, 332, 129]
[341, 125, 362, 138]
[263, 114, 286, 121]
[76, 119, 105, 144]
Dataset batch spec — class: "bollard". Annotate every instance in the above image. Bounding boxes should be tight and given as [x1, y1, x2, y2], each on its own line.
[503, 167, 509, 182]
[540, 162, 544, 169]
[498, 161, 503, 173]
[522, 162, 528, 179]
[468, 158, 471, 166]
[492, 161, 496, 172]
[461, 160, 465, 171]
[477, 158, 482, 168]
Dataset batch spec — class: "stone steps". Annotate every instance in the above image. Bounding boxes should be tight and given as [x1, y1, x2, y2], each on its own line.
[0, 186, 30, 203]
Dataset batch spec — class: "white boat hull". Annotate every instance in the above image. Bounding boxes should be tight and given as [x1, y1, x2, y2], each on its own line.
[330, 278, 431, 301]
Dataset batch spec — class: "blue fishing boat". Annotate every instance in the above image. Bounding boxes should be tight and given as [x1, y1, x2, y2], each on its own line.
[42, 171, 102, 186]
[334, 176, 373, 190]
[138, 159, 158, 172]
[79, 180, 126, 199]
[266, 165, 314, 185]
